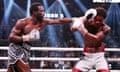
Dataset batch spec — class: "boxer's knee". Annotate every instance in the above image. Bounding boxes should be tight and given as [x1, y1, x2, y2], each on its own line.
[97, 69, 110, 72]
[16, 59, 30, 72]
[72, 68, 82, 72]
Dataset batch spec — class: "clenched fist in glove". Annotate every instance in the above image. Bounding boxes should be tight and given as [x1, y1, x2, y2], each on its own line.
[71, 17, 88, 36]
[71, 17, 85, 32]
[22, 29, 40, 41]
[84, 8, 97, 21]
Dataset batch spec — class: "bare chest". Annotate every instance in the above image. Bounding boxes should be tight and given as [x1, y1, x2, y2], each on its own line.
[23, 23, 45, 34]
[84, 41, 102, 47]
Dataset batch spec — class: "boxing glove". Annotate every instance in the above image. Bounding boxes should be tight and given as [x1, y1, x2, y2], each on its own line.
[22, 29, 40, 41]
[84, 8, 97, 21]
[71, 17, 84, 29]
[77, 22, 88, 36]
[71, 17, 88, 36]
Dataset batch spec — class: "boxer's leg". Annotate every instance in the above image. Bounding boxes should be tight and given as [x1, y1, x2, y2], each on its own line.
[15, 59, 31, 72]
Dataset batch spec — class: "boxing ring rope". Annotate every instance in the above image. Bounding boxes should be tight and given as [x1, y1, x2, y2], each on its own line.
[0, 69, 120, 72]
[1, 47, 120, 51]
[0, 47, 120, 72]
[0, 57, 120, 61]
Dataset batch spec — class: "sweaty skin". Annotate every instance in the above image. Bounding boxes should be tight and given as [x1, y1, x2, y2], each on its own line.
[72, 7, 111, 72]
[83, 16, 111, 52]
[9, 5, 73, 44]
[9, 17, 72, 43]
[7, 5, 73, 72]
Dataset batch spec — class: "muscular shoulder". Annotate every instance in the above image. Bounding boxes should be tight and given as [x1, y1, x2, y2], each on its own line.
[15, 18, 28, 29]
[103, 24, 111, 31]
[102, 24, 111, 34]
[11, 18, 28, 34]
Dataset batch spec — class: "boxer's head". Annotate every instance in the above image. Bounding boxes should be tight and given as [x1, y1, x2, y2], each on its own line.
[87, 7, 107, 27]
[30, 2, 45, 22]
[96, 7, 107, 18]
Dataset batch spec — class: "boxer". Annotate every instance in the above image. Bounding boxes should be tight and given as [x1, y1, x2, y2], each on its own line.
[71, 7, 111, 72]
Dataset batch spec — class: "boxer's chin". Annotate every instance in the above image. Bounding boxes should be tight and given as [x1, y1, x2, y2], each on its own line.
[37, 16, 43, 23]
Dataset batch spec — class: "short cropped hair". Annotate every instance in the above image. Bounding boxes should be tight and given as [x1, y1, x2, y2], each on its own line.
[30, 2, 42, 16]
[96, 7, 107, 18]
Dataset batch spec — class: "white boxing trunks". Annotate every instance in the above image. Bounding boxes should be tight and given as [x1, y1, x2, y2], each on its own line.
[74, 52, 109, 72]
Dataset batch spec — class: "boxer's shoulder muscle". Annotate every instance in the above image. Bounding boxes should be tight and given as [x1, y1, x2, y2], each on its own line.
[15, 18, 28, 29]
[10, 18, 28, 36]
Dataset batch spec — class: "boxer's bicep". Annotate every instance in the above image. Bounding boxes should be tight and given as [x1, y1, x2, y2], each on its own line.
[9, 20, 26, 42]
[94, 25, 111, 41]
[12, 19, 26, 35]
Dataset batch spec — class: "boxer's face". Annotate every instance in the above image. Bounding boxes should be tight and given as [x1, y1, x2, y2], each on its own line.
[89, 16, 104, 27]
[37, 6, 45, 17]
[33, 6, 45, 22]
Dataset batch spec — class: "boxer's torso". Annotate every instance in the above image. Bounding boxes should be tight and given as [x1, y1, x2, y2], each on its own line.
[21, 18, 46, 35]
[83, 22, 106, 53]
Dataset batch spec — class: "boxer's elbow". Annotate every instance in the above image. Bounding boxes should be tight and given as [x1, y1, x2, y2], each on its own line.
[9, 34, 22, 43]
[9, 35, 15, 42]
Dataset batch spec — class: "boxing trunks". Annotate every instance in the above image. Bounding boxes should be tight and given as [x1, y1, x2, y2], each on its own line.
[73, 45, 109, 72]
[8, 42, 31, 66]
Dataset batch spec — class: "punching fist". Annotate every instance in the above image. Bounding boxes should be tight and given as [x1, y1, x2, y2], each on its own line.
[22, 29, 40, 41]
[71, 17, 88, 36]
[84, 8, 97, 21]
[71, 17, 85, 32]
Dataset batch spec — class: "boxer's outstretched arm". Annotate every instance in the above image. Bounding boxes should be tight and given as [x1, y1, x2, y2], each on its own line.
[70, 16, 86, 32]
[45, 18, 73, 24]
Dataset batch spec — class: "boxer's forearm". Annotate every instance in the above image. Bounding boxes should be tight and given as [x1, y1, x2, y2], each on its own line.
[9, 34, 23, 43]
[84, 31, 106, 42]
[59, 18, 73, 24]
[47, 18, 72, 24]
